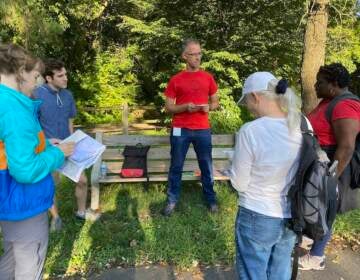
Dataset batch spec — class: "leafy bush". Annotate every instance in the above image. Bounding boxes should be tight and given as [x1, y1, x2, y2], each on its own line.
[210, 88, 251, 134]
[75, 45, 141, 124]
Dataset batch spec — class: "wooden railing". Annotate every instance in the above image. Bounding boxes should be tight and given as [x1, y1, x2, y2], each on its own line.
[80, 104, 161, 135]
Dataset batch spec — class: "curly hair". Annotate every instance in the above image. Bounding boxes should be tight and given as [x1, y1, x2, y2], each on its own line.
[42, 59, 65, 79]
[318, 63, 350, 88]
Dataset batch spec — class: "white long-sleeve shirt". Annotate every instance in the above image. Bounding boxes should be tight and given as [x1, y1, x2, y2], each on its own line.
[230, 117, 302, 218]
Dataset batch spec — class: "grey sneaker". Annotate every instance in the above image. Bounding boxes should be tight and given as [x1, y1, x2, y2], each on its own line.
[209, 203, 219, 213]
[298, 254, 325, 270]
[299, 235, 314, 250]
[161, 203, 176, 217]
[75, 211, 86, 221]
[75, 209, 101, 221]
[50, 216, 63, 232]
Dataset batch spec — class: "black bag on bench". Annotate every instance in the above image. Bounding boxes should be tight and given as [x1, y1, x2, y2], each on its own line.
[120, 144, 150, 179]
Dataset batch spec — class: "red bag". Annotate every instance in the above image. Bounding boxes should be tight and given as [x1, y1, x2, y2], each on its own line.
[121, 169, 144, 178]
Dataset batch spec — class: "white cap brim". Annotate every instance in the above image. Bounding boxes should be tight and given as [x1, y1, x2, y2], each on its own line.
[237, 94, 247, 105]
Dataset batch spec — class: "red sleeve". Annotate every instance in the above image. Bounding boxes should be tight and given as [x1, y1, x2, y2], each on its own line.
[165, 76, 177, 99]
[208, 74, 218, 96]
[332, 100, 360, 121]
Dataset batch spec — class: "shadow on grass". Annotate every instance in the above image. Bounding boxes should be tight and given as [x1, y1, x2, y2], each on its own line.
[45, 177, 89, 279]
[45, 179, 237, 279]
[88, 186, 176, 280]
[148, 181, 234, 271]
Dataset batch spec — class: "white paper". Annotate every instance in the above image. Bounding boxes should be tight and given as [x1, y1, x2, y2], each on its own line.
[57, 130, 106, 182]
[173, 127, 181, 136]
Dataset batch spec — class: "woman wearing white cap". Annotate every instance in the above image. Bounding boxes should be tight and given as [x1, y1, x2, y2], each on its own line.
[230, 72, 302, 280]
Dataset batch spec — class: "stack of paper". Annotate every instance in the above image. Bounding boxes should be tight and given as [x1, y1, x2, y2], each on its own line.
[57, 130, 105, 182]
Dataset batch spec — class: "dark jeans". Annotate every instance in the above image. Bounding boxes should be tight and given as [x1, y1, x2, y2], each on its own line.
[167, 128, 216, 205]
[310, 230, 332, 257]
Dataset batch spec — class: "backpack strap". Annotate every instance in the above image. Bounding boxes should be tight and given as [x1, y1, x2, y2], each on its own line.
[300, 115, 314, 136]
[291, 116, 315, 280]
[291, 234, 302, 280]
[325, 92, 360, 123]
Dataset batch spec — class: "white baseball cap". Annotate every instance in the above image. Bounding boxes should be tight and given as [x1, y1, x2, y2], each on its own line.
[237, 72, 277, 105]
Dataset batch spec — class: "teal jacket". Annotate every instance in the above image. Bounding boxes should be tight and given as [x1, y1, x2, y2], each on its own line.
[0, 84, 65, 221]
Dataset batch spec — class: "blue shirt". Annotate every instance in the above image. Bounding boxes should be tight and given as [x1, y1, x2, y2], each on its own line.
[33, 84, 77, 140]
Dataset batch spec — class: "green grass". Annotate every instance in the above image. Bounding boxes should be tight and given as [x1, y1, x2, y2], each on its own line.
[1, 178, 360, 278]
[333, 208, 360, 246]
[44, 180, 238, 278]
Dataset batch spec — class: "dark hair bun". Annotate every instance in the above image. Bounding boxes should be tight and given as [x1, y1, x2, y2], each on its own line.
[275, 78, 288, 95]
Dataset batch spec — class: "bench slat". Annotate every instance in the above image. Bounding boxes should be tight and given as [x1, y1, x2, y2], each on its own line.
[102, 147, 234, 160]
[99, 173, 229, 183]
[105, 160, 229, 173]
[102, 134, 235, 146]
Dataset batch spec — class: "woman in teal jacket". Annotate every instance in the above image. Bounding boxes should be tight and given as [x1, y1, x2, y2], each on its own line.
[0, 44, 74, 280]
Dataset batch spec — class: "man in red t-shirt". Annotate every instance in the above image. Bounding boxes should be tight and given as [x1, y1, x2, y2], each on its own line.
[162, 39, 219, 216]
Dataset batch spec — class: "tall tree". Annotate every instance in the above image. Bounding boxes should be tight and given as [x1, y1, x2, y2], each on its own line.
[301, 0, 330, 114]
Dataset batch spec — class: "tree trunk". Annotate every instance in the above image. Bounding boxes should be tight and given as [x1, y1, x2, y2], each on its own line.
[301, 0, 330, 114]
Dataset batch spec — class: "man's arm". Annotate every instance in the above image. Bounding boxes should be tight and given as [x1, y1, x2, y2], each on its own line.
[209, 94, 219, 111]
[200, 94, 219, 113]
[165, 97, 199, 114]
[69, 119, 74, 134]
[333, 118, 358, 177]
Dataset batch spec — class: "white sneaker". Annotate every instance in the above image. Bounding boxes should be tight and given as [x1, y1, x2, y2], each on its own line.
[299, 235, 314, 250]
[298, 254, 325, 270]
[50, 216, 63, 232]
[75, 209, 100, 221]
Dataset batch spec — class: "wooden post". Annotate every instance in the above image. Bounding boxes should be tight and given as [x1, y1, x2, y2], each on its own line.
[90, 132, 103, 213]
[122, 103, 129, 135]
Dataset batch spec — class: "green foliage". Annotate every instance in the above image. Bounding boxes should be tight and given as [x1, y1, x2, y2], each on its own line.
[75, 45, 140, 124]
[209, 88, 251, 134]
[1, 0, 360, 128]
[326, 0, 360, 72]
[0, 0, 65, 56]
[80, 46, 140, 106]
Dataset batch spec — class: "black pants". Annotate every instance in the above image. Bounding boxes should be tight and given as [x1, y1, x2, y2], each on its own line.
[323, 146, 360, 213]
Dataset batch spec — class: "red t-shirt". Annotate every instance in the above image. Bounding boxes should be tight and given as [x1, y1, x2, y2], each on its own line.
[307, 98, 360, 146]
[165, 70, 218, 129]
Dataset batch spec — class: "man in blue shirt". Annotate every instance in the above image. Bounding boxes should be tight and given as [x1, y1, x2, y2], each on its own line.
[33, 59, 88, 230]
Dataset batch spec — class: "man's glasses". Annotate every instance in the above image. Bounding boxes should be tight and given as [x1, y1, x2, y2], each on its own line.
[186, 52, 202, 57]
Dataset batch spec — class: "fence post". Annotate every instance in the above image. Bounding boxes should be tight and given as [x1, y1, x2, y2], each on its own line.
[122, 103, 129, 135]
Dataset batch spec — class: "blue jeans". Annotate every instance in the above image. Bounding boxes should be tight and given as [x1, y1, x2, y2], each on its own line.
[167, 128, 216, 205]
[235, 207, 296, 280]
[310, 230, 332, 257]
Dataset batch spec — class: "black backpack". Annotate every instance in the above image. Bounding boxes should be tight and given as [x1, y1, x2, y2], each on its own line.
[120, 144, 150, 179]
[288, 116, 338, 280]
[325, 92, 360, 190]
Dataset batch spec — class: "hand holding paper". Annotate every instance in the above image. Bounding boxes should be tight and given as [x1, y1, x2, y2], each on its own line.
[195, 104, 209, 112]
[58, 142, 75, 157]
[57, 130, 105, 182]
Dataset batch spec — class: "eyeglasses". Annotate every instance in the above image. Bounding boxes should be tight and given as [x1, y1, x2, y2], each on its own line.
[186, 52, 202, 57]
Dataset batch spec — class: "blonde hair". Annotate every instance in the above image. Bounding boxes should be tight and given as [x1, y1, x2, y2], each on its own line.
[258, 79, 301, 133]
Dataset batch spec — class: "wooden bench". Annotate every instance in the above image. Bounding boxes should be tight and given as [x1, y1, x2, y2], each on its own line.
[89, 133, 235, 216]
